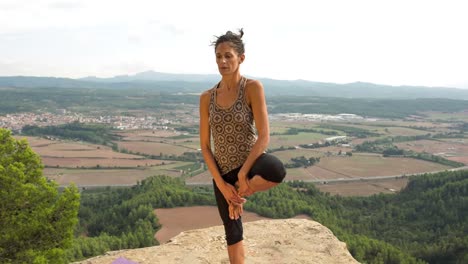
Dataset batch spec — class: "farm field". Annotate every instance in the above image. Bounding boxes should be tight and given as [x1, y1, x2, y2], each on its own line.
[273, 148, 324, 162]
[269, 122, 292, 134]
[316, 178, 409, 196]
[175, 139, 200, 150]
[185, 170, 212, 185]
[395, 139, 468, 164]
[380, 126, 431, 136]
[15, 135, 202, 187]
[16, 136, 175, 170]
[370, 120, 449, 128]
[185, 153, 450, 184]
[116, 129, 201, 150]
[423, 110, 468, 122]
[350, 137, 383, 145]
[188, 173, 414, 197]
[312, 154, 451, 179]
[34, 125, 461, 195]
[117, 129, 181, 139]
[12, 106, 467, 197]
[395, 139, 468, 154]
[269, 132, 329, 149]
[41, 157, 166, 168]
[117, 141, 197, 156]
[448, 156, 468, 164]
[154, 206, 310, 244]
[185, 167, 321, 185]
[45, 168, 157, 186]
[16, 136, 141, 159]
[336, 123, 432, 136]
[45, 161, 191, 186]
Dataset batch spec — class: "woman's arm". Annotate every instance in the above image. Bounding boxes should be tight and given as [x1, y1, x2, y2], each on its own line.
[237, 79, 270, 195]
[199, 90, 245, 205]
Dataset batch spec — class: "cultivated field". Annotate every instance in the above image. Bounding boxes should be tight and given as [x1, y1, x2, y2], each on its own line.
[17, 136, 141, 159]
[269, 122, 292, 134]
[117, 141, 197, 156]
[395, 139, 468, 154]
[273, 148, 324, 162]
[185, 153, 450, 184]
[117, 129, 180, 139]
[174, 139, 201, 150]
[316, 178, 409, 196]
[381, 126, 431, 136]
[41, 157, 166, 168]
[116, 129, 201, 150]
[350, 137, 383, 145]
[45, 168, 158, 186]
[424, 110, 468, 122]
[395, 139, 468, 164]
[45, 161, 189, 186]
[311, 154, 451, 178]
[370, 120, 442, 128]
[14, 108, 467, 196]
[154, 206, 310, 244]
[269, 132, 329, 149]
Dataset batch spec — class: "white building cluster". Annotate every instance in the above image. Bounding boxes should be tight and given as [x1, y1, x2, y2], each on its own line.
[269, 113, 368, 122]
[0, 111, 185, 132]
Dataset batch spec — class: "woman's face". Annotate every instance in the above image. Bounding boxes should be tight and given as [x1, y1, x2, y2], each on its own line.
[215, 42, 244, 75]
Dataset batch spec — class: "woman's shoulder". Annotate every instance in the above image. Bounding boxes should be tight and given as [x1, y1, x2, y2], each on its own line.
[200, 87, 215, 103]
[202, 81, 220, 96]
[244, 78, 264, 94]
[201, 88, 213, 96]
[245, 77, 262, 87]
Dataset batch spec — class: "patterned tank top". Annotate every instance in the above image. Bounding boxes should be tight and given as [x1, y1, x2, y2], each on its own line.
[209, 77, 257, 175]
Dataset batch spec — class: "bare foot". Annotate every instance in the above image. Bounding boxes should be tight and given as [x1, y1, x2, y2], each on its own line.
[236, 180, 255, 197]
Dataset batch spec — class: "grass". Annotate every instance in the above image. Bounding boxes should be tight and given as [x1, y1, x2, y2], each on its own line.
[269, 132, 329, 148]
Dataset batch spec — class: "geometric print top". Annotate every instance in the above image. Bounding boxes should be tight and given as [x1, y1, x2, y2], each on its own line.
[209, 76, 257, 175]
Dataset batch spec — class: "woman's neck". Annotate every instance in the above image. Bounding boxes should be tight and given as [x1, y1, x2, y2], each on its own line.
[220, 73, 242, 91]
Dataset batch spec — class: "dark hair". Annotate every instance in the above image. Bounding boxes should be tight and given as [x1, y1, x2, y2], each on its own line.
[211, 28, 245, 55]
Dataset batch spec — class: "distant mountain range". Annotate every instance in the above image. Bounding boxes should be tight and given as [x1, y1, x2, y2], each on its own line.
[1, 71, 468, 99]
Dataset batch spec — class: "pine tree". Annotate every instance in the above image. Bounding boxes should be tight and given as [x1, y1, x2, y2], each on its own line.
[0, 129, 80, 263]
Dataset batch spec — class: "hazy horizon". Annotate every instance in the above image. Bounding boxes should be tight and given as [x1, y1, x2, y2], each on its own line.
[2, 70, 468, 91]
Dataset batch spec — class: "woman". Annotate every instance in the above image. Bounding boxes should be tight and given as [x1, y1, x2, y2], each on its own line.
[199, 29, 286, 264]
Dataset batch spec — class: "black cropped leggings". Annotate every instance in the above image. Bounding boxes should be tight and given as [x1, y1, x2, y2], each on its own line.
[213, 153, 286, 246]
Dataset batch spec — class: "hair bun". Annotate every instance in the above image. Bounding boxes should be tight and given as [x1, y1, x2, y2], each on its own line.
[212, 28, 245, 55]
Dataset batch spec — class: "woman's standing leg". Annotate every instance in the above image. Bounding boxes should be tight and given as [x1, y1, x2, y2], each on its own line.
[213, 180, 245, 264]
[227, 241, 245, 264]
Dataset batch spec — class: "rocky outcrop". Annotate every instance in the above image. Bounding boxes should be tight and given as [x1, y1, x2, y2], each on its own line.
[76, 219, 359, 264]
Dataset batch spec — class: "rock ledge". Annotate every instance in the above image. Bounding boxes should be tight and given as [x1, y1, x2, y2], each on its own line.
[77, 219, 359, 264]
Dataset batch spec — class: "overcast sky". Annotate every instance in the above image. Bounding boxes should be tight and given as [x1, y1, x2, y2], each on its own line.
[1, 0, 467, 88]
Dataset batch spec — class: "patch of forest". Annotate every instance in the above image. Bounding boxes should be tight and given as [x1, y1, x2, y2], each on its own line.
[66, 177, 214, 261]
[21, 122, 119, 148]
[2, 87, 468, 118]
[267, 96, 468, 118]
[68, 170, 468, 264]
[0, 87, 199, 114]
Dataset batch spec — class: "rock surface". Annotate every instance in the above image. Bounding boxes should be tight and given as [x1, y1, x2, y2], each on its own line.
[76, 219, 359, 264]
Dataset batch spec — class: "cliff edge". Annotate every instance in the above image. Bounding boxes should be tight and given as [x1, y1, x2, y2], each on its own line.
[76, 219, 359, 264]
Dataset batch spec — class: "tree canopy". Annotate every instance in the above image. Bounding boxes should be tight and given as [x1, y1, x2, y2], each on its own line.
[0, 128, 80, 263]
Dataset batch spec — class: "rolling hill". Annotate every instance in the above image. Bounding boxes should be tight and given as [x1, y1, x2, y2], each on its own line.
[1, 71, 468, 99]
